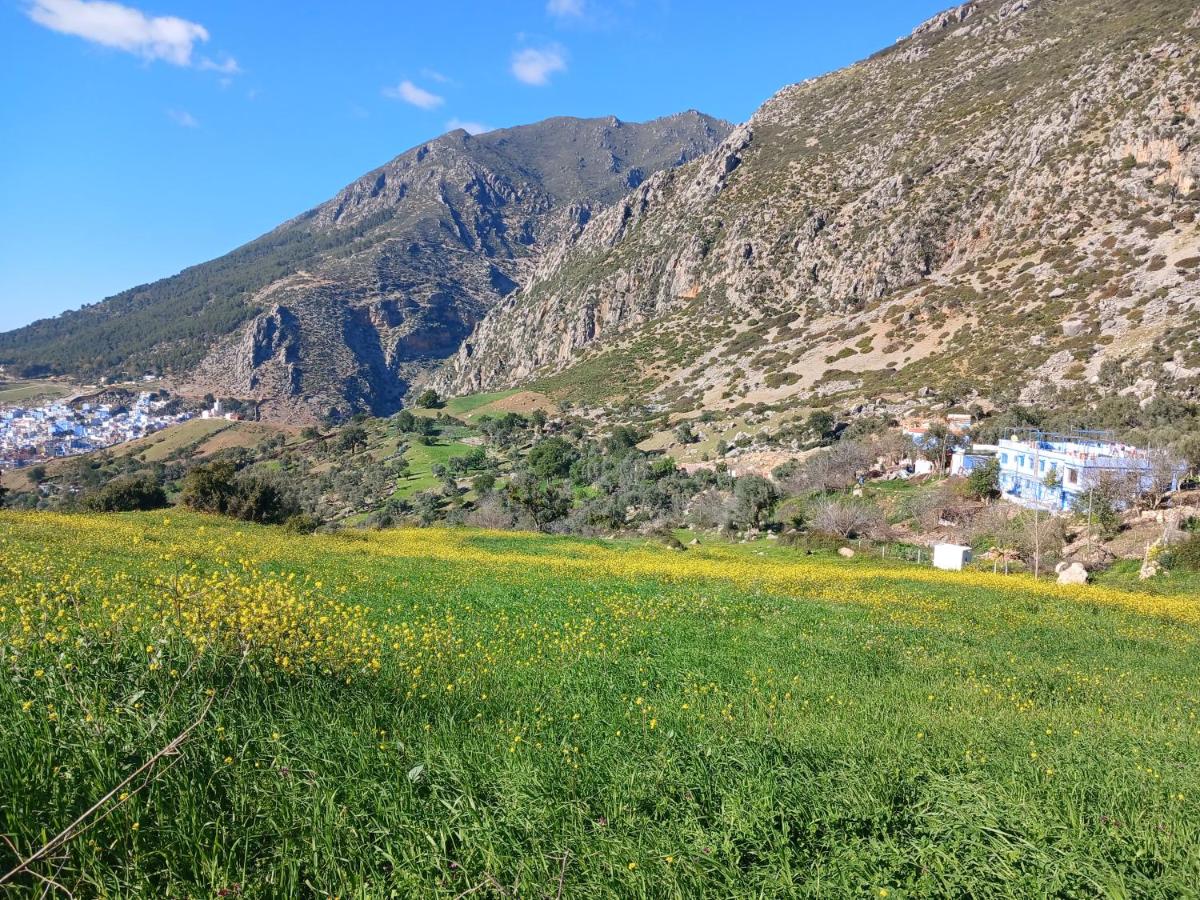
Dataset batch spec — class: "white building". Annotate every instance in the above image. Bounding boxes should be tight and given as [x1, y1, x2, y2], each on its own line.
[994, 430, 1184, 512]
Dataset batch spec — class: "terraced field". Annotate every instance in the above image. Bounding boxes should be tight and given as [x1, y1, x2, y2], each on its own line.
[1, 511, 1198, 897]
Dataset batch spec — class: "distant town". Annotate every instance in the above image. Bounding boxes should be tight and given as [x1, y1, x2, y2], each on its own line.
[0, 392, 195, 469]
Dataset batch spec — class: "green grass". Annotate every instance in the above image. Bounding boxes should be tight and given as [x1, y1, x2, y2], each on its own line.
[2, 511, 1200, 897]
[0, 380, 73, 404]
[133, 418, 232, 462]
[441, 390, 519, 418]
[391, 439, 476, 498]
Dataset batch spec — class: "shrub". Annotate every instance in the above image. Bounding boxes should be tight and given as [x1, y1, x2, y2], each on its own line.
[1168, 534, 1200, 572]
[282, 513, 320, 534]
[414, 389, 442, 409]
[82, 475, 168, 513]
[527, 437, 578, 480]
[809, 497, 884, 539]
[180, 461, 300, 525]
[966, 458, 1000, 499]
[731, 475, 780, 530]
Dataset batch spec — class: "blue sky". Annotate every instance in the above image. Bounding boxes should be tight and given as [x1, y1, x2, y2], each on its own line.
[0, 0, 947, 332]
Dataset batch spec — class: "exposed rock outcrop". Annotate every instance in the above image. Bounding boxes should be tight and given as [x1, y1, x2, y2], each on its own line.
[3, 113, 731, 422]
[432, 0, 1200, 414]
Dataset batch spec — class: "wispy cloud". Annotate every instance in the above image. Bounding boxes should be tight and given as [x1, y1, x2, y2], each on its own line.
[511, 45, 567, 86]
[166, 108, 198, 127]
[420, 67, 451, 84]
[198, 54, 240, 74]
[546, 0, 584, 17]
[446, 118, 492, 135]
[26, 0, 236, 71]
[382, 79, 444, 109]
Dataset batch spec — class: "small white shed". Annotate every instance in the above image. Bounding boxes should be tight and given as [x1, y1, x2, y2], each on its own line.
[932, 543, 972, 571]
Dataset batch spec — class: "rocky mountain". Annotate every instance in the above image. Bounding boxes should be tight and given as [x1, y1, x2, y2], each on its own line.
[433, 0, 1200, 414]
[0, 112, 729, 420]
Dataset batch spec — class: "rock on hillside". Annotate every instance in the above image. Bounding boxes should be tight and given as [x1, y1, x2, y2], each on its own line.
[0, 113, 729, 422]
[432, 0, 1200, 412]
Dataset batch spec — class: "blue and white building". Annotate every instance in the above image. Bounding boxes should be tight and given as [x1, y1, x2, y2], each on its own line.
[993, 430, 1184, 512]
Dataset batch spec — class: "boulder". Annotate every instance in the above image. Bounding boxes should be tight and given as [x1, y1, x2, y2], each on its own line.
[838, 547, 855, 558]
[1061, 319, 1087, 338]
[1056, 562, 1089, 585]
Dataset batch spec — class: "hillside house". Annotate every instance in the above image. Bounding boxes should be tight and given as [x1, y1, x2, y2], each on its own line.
[993, 430, 1184, 512]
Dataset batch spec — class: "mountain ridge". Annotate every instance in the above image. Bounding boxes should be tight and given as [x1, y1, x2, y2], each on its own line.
[431, 0, 1200, 414]
[0, 111, 730, 421]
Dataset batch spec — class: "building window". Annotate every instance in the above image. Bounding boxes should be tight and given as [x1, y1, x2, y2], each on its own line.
[1000, 453, 1008, 464]
[1066, 468, 1078, 486]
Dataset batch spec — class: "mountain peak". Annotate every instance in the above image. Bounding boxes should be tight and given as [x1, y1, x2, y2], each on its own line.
[0, 110, 730, 422]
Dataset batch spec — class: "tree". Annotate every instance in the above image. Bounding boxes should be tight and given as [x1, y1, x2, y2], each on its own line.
[731, 475, 780, 530]
[806, 410, 836, 444]
[180, 460, 298, 524]
[966, 458, 1000, 499]
[1140, 449, 1182, 510]
[1174, 433, 1200, 482]
[229, 475, 298, 525]
[472, 472, 497, 495]
[412, 491, 442, 526]
[83, 475, 168, 512]
[1074, 469, 1131, 539]
[505, 474, 571, 531]
[414, 389, 441, 409]
[527, 437, 578, 480]
[604, 426, 642, 456]
[393, 410, 417, 433]
[809, 496, 884, 539]
[922, 423, 954, 475]
[0, 473, 7, 506]
[336, 425, 369, 455]
[674, 421, 698, 445]
[180, 461, 240, 515]
[774, 442, 874, 495]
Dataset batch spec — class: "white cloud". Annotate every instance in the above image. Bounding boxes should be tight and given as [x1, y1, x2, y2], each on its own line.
[198, 54, 240, 74]
[546, 0, 584, 17]
[420, 67, 450, 84]
[446, 118, 492, 136]
[166, 108, 198, 127]
[26, 0, 227, 68]
[511, 45, 567, 86]
[382, 79, 444, 110]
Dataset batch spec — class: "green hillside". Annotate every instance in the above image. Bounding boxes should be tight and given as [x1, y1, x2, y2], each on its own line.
[2, 511, 1198, 896]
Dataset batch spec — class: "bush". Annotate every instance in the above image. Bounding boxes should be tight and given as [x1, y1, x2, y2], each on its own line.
[82, 475, 168, 512]
[282, 513, 320, 534]
[414, 389, 442, 409]
[808, 497, 884, 539]
[180, 461, 300, 525]
[731, 475, 779, 530]
[774, 441, 873, 495]
[1168, 534, 1200, 571]
[527, 437, 578, 480]
[965, 458, 1000, 499]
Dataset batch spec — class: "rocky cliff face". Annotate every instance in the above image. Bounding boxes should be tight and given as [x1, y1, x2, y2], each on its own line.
[433, 0, 1200, 412]
[189, 112, 731, 421]
[0, 113, 729, 422]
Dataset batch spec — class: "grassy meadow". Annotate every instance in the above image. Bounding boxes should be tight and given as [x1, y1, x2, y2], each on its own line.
[1, 511, 1199, 897]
